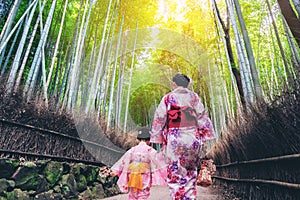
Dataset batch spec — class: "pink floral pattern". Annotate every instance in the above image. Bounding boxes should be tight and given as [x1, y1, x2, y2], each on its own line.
[111, 142, 167, 199]
[151, 87, 216, 199]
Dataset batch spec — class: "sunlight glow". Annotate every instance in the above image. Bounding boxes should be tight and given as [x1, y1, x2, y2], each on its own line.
[147, 28, 161, 47]
[157, 0, 189, 22]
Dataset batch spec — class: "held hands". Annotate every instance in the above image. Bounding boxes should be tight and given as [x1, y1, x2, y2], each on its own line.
[99, 166, 118, 177]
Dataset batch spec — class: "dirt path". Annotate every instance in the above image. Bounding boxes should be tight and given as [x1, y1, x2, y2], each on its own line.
[101, 185, 219, 200]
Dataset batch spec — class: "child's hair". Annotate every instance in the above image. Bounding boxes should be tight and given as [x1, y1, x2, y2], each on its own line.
[137, 127, 150, 140]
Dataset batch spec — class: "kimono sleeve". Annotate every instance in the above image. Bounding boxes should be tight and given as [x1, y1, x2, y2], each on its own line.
[193, 93, 216, 140]
[110, 149, 132, 192]
[150, 96, 168, 144]
[149, 149, 168, 186]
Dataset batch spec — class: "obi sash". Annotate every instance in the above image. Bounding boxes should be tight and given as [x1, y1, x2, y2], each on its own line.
[167, 104, 197, 128]
[127, 162, 150, 191]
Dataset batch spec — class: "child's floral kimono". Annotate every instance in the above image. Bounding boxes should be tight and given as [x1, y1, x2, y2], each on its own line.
[111, 141, 167, 200]
[151, 87, 216, 200]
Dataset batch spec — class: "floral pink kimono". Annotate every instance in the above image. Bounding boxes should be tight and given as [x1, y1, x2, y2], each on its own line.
[151, 87, 215, 200]
[111, 141, 167, 200]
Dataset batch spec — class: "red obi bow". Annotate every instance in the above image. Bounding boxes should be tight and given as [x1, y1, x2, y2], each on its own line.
[167, 105, 197, 128]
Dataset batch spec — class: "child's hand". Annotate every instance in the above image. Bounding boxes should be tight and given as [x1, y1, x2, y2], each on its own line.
[99, 166, 114, 178]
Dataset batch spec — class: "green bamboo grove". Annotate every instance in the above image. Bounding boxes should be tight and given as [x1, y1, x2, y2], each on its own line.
[0, 0, 299, 136]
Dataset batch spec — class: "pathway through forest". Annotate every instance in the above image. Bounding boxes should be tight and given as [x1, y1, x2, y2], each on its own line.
[100, 185, 219, 200]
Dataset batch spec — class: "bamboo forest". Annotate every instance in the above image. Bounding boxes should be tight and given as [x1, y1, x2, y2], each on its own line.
[0, 0, 299, 199]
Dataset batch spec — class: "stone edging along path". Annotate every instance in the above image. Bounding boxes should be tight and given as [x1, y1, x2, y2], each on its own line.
[0, 157, 221, 200]
[0, 158, 121, 200]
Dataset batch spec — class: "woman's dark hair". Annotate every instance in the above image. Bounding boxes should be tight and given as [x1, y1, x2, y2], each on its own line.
[172, 73, 190, 88]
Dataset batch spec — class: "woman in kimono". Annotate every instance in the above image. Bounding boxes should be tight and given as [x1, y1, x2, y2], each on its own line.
[151, 73, 215, 200]
[111, 127, 167, 200]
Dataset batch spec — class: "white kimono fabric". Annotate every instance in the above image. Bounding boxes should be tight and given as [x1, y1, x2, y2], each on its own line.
[151, 87, 215, 200]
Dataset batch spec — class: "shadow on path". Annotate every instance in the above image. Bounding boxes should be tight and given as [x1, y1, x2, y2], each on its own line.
[101, 185, 219, 200]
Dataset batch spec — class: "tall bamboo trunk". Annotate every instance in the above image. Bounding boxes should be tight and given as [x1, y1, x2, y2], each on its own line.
[1, 19, 24, 76]
[115, 33, 127, 129]
[98, 10, 117, 117]
[46, 0, 69, 91]
[211, 0, 245, 109]
[14, 0, 46, 92]
[0, 0, 37, 55]
[67, 0, 92, 110]
[277, 0, 300, 48]
[85, 0, 114, 113]
[233, 0, 263, 102]
[107, 14, 123, 129]
[61, 0, 83, 111]
[124, 24, 138, 133]
[6, 0, 38, 94]
[266, 0, 293, 86]
[24, 0, 57, 99]
[0, 0, 22, 53]
[282, 19, 300, 80]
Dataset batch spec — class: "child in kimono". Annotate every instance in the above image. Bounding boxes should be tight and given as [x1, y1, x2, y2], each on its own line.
[111, 127, 167, 200]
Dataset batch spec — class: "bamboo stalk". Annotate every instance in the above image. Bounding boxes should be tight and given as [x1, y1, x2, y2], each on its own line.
[46, 0, 69, 89]
[0, 0, 37, 54]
